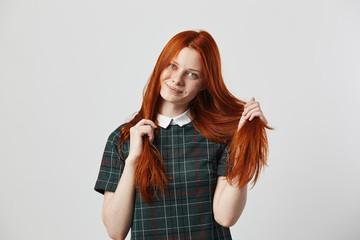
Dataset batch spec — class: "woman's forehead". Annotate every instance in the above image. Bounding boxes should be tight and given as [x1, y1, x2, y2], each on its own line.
[171, 47, 202, 71]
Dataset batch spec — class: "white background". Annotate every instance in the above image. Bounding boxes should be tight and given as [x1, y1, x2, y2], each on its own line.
[1, 0, 359, 239]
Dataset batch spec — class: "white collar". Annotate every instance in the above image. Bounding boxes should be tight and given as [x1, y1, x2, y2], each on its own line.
[157, 108, 192, 129]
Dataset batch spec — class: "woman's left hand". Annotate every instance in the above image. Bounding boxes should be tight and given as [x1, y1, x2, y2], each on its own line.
[237, 97, 268, 131]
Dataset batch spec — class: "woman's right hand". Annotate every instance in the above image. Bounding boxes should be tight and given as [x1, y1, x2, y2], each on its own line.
[127, 119, 157, 165]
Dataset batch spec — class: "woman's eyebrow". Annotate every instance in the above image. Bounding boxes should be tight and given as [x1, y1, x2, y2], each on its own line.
[188, 68, 201, 73]
[172, 61, 201, 73]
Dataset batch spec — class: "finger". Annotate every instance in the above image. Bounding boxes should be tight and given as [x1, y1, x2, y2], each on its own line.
[136, 119, 157, 129]
[244, 98, 252, 107]
[136, 119, 157, 128]
[244, 97, 256, 107]
[147, 129, 156, 143]
[138, 125, 155, 141]
[244, 102, 260, 114]
[244, 99, 258, 109]
[139, 125, 154, 139]
[243, 103, 260, 116]
[244, 107, 261, 118]
[132, 125, 151, 136]
[133, 129, 151, 143]
[148, 129, 155, 142]
[249, 112, 261, 121]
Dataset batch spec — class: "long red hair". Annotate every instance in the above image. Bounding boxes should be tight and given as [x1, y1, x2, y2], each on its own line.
[118, 30, 274, 204]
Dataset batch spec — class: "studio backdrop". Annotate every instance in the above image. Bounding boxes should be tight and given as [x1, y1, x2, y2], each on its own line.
[0, 0, 359, 239]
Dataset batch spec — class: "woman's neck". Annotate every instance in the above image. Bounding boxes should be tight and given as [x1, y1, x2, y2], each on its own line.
[158, 100, 188, 118]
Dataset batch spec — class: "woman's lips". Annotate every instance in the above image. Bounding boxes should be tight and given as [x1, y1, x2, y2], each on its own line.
[166, 83, 182, 93]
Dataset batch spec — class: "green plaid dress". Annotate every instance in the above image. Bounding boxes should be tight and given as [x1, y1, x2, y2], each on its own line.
[94, 119, 232, 239]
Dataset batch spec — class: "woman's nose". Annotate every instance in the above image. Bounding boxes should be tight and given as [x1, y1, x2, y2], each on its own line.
[171, 71, 184, 85]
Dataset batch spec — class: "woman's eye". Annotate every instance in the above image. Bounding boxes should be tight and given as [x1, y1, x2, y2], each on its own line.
[169, 63, 177, 69]
[188, 72, 198, 79]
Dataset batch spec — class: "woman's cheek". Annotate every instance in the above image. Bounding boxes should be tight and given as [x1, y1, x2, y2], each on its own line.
[161, 69, 172, 80]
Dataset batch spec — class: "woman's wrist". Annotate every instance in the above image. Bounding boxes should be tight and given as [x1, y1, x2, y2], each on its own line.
[125, 156, 138, 168]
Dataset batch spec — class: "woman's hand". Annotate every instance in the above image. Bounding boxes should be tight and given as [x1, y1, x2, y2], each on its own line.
[237, 97, 268, 131]
[127, 119, 157, 164]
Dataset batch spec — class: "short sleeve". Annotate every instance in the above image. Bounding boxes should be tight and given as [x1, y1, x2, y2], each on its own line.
[94, 124, 129, 195]
[217, 144, 230, 176]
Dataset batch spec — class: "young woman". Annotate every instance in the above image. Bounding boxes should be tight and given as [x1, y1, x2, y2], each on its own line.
[94, 30, 273, 240]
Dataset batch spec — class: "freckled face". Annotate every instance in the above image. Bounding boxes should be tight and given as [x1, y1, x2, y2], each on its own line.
[159, 47, 205, 108]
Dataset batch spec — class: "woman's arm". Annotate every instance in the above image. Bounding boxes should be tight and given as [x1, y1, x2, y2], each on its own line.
[102, 160, 137, 240]
[213, 96, 268, 227]
[213, 176, 247, 227]
[213, 128, 248, 227]
[102, 119, 157, 239]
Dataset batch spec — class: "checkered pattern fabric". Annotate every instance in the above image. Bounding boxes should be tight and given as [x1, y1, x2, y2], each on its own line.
[94, 121, 232, 239]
